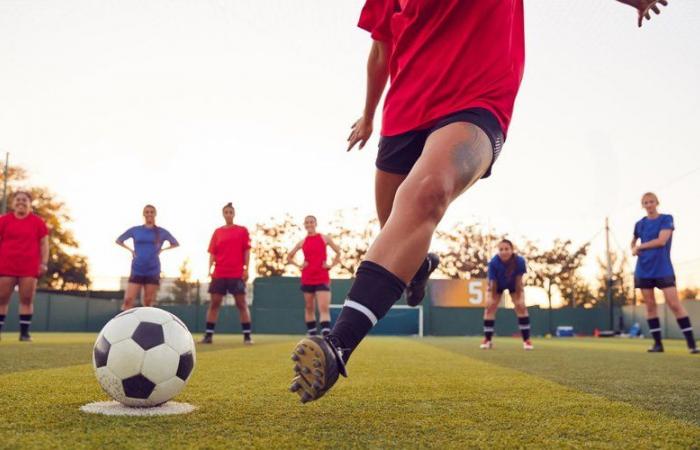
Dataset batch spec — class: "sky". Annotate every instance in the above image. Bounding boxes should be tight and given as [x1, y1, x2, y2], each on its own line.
[1, 0, 699, 300]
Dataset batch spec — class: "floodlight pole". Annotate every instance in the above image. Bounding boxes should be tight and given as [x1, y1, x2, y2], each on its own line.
[1, 153, 8, 214]
[605, 217, 614, 331]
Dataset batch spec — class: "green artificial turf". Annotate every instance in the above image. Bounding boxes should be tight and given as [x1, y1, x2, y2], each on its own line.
[0, 334, 699, 449]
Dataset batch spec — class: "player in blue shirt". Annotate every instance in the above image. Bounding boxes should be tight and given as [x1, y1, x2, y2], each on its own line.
[482, 239, 532, 350]
[631, 192, 698, 354]
[116, 205, 179, 310]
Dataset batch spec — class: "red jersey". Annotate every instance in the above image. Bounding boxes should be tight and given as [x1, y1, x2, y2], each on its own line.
[0, 213, 49, 278]
[358, 0, 525, 137]
[208, 225, 251, 279]
[301, 234, 330, 285]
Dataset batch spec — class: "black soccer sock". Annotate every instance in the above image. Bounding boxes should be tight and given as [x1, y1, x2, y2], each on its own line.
[329, 261, 406, 363]
[305, 321, 318, 336]
[241, 322, 252, 341]
[411, 255, 431, 282]
[483, 319, 495, 341]
[19, 314, 32, 336]
[647, 317, 662, 346]
[320, 320, 331, 337]
[518, 316, 531, 341]
[0, 314, 5, 332]
[205, 321, 216, 337]
[677, 317, 697, 350]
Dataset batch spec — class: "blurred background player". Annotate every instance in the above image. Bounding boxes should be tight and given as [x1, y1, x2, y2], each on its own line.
[481, 239, 532, 350]
[0, 191, 49, 342]
[631, 192, 698, 354]
[116, 204, 179, 310]
[290, 0, 670, 403]
[287, 216, 341, 338]
[202, 203, 253, 345]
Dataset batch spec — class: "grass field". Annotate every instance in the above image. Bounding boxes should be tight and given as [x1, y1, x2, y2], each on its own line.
[1, 334, 699, 449]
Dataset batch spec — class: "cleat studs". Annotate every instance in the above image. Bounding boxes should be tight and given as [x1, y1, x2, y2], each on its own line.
[301, 367, 310, 374]
[290, 382, 301, 392]
[313, 360, 321, 368]
[313, 369, 323, 377]
[312, 382, 322, 390]
[294, 364, 301, 373]
[296, 347, 306, 355]
[291, 353, 300, 361]
[301, 392, 312, 403]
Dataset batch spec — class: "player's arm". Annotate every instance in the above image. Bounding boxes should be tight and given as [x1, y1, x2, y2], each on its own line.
[286, 241, 304, 268]
[208, 253, 215, 276]
[515, 275, 524, 295]
[636, 229, 673, 250]
[39, 235, 49, 275]
[323, 234, 342, 269]
[243, 249, 251, 281]
[160, 232, 179, 253]
[115, 229, 135, 257]
[347, 39, 390, 151]
[615, 0, 669, 27]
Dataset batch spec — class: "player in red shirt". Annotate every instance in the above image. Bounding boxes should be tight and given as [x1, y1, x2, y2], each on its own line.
[202, 203, 253, 345]
[0, 191, 49, 342]
[290, 0, 670, 403]
[287, 216, 341, 338]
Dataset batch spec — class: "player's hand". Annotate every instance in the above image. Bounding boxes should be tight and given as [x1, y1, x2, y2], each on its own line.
[632, 246, 640, 256]
[322, 262, 331, 270]
[347, 116, 373, 151]
[243, 269, 249, 282]
[632, 0, 668, 28]
[39, 263, 48, 275]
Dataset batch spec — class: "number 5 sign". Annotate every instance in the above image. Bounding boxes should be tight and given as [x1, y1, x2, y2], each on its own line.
[429, 279, 488, 308]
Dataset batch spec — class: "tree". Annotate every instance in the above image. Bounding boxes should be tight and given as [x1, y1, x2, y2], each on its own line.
[326, 210, 378, 277]
[168, 258, 196, 304]
[558, 272, 595, 307]
[1, 163, 90, 289]
[596, 251, 633, 307]
[680, 287, 698, 301]
[434, 223, 499, 279]
[253, 214, 301, 277]
[524, 239, 588, 309]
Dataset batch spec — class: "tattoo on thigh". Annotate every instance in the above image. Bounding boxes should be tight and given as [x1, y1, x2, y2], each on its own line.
[450, 124, 492, 189]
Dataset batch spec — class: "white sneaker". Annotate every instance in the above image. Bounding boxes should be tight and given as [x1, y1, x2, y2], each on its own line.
[523, 340, 534, 351]
[479, 339, 493, 350]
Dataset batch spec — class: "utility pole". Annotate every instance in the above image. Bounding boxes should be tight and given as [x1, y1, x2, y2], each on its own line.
[1, 153, 8, 214]
[605, 217, 614, 331]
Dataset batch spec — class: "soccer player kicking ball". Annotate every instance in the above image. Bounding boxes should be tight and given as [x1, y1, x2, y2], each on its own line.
[289, 0, 671, 403]
[202, 203, 253, 345]
[0, 192, 49, 342]
[481, 240, 532, 351]
[631, 193, 698, 354]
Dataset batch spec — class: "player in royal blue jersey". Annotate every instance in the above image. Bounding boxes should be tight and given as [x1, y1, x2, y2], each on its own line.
[481, 239, 532, 350]
[116, 205, 179, 310]
[632, 193, 698, 354]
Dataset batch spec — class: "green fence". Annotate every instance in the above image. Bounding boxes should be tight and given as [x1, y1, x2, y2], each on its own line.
[0, 278, 627, 337]
[621, 301, 700, 339]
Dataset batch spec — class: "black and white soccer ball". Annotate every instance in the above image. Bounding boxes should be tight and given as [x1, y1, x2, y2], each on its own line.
[92, 307, 196, 407]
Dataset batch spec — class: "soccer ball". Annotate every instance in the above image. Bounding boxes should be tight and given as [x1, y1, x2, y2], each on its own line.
[92, 307, 196, 407]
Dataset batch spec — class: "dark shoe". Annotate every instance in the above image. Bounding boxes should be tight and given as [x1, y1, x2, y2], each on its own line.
[200, 334, 213, 344]
[690, 348, 699, 354]
[647, 344, 664, 353]
[19, 334, 32, 342]
[289, 336, 346, 403]
[406, 253, 440, 307]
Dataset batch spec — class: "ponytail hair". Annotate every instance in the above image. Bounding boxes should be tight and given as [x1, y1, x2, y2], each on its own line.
[223, 202, 234, 211]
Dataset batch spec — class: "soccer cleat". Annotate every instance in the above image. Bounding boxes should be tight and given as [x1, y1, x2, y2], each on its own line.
[647, 344, 664, 353]
[406, 253, 440, 307]
[689, 348, 699, 355]
[200, 334, 213, 344]
[523, 340, 534, 351]
[289, 336, 346, 403]
[479, 339, 493, 350]
[19, 334, 32, 342]
[244, 339, 254, 346]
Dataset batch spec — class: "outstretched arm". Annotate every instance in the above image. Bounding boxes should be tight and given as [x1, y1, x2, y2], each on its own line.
[616, 0, 669, 27]
[347, 40, 390, 151]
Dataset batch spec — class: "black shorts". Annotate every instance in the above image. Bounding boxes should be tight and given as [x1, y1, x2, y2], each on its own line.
[376, 107, 504, 178]
[209, 278, 246, 295]
[496, 284, 517, 295]
[300, 284, 330, 293]
[635, 276, 676, 289]
[128, 275, 160, 286]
